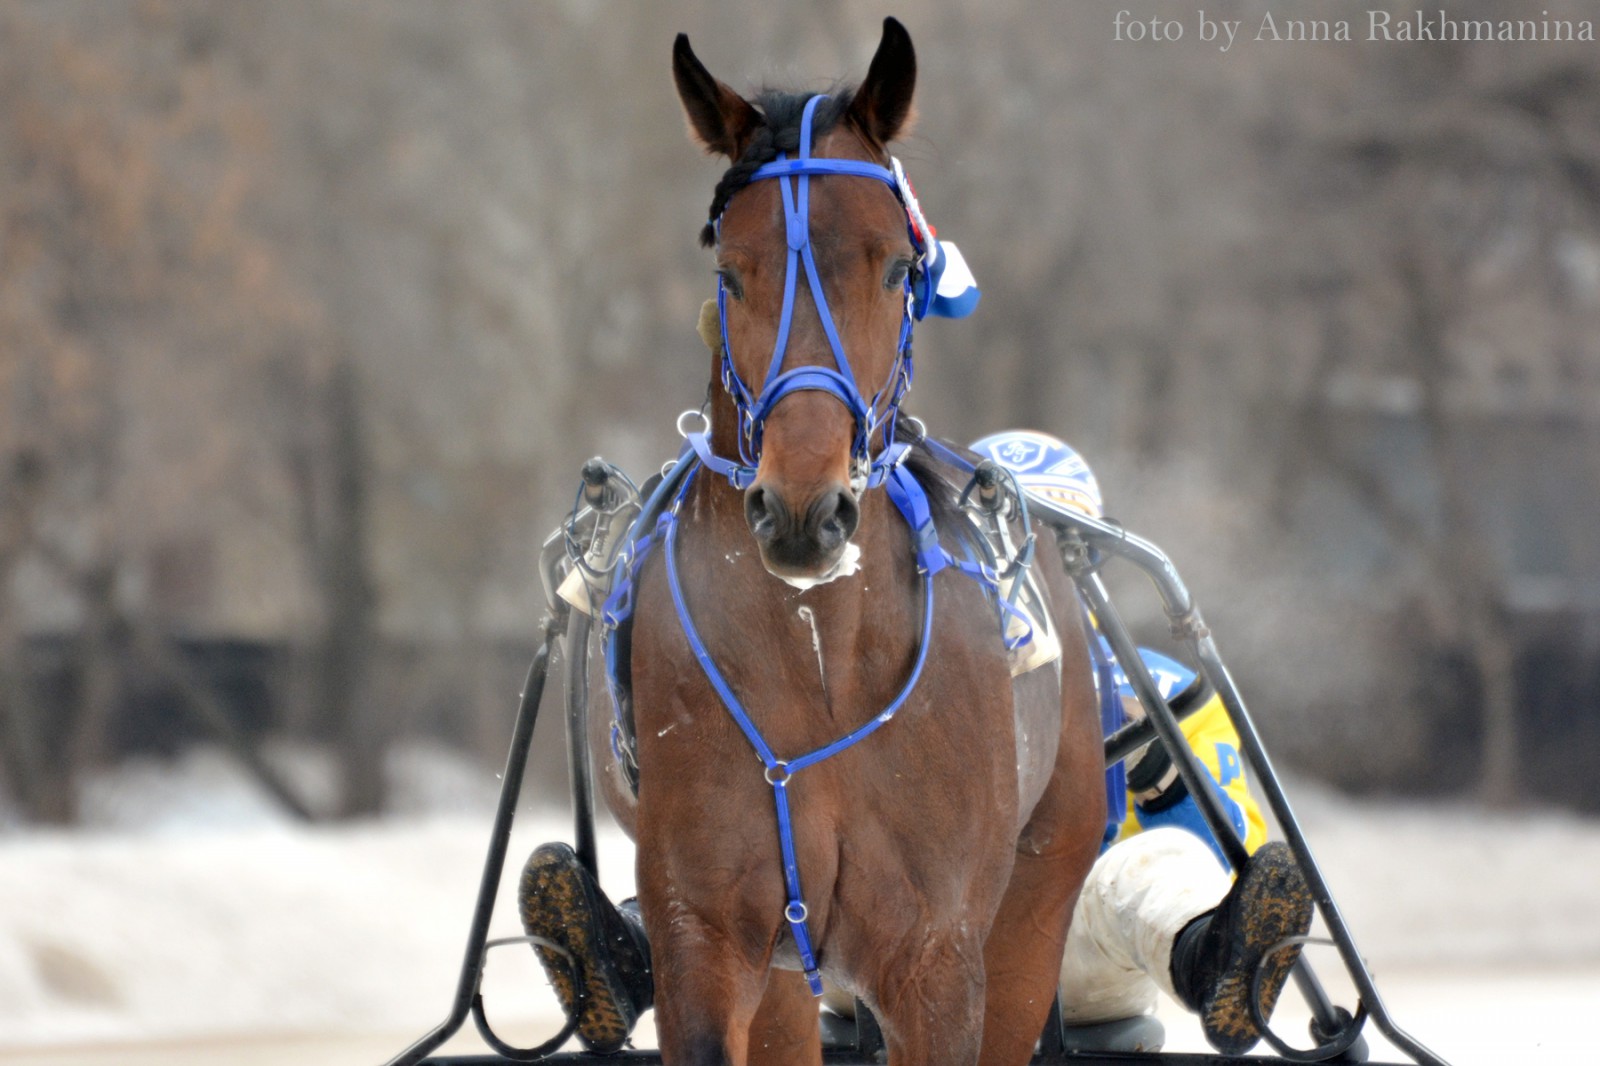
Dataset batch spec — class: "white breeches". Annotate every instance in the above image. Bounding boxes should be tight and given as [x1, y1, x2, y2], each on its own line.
[818, 827, 1230, 1026]
[1057, 827, 1232, 1024]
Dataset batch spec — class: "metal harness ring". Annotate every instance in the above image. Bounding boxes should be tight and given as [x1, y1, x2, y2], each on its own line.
[677, 408, 710, 439]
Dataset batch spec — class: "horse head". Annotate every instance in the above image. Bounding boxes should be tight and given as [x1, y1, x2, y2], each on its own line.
[673, 19, 921, 583]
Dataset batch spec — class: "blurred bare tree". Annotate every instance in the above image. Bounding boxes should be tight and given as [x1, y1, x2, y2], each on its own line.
[3, 1, 1598, 823]
[1257, 15, 1600, 804]
[0, 4, 327, 821]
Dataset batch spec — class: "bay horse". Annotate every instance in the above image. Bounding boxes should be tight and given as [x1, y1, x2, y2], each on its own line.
[593, 18, 1106, 1066]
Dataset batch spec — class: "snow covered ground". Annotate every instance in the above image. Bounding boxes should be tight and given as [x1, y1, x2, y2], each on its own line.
[2, 744, 1598, 1063]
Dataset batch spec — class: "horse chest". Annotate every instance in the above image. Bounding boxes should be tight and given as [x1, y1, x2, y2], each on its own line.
[632, 539, 1023, 830]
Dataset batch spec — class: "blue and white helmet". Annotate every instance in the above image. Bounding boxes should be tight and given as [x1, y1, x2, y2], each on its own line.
[968, 430, 1102, 519]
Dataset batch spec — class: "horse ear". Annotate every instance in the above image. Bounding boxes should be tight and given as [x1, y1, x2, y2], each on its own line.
[848, 17, 917, 146]
[673, 33, 760, 158]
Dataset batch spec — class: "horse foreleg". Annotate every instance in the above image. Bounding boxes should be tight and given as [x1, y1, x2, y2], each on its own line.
[746, 968, 823, 1066]
[976, 845, 1096, 1066]
[979, 674, 1106, 1063]
[871, 931, 987, 1066]
[645, 905, 766, 1066]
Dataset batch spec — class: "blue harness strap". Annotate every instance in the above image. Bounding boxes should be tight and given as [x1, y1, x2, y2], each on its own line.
[885, 460, 1036, 651]
[685, 428, 755, 491]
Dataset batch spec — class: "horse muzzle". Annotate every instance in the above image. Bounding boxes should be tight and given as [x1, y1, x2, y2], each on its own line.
[744, 481, 860, 580]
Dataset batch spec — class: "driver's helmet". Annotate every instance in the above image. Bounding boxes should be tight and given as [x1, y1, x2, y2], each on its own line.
[968, 430, 1102, 519]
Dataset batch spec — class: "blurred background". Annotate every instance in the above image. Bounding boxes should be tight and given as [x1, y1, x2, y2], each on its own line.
[5, 0, 1599, 826]
[2, 1, 1599, 1060]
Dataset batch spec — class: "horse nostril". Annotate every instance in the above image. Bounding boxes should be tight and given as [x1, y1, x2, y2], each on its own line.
[745, 485, 781, 543]
[812, 489, 859, 551]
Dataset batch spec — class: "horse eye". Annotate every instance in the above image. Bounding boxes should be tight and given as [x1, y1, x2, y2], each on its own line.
[884, 258, 912, 289]
[717, 269, 744, 301]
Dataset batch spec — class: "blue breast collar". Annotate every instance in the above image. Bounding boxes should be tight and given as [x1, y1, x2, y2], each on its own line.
[601, 448, 995, 995]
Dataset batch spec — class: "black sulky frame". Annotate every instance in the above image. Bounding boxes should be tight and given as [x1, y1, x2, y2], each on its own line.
[382, 466, 1455, 1066]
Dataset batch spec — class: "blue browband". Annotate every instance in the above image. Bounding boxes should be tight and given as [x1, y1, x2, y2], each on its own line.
[600, 95, 1013, 997]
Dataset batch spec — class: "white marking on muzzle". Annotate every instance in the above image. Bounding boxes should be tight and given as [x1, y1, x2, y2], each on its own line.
[768, 541, 862, 591]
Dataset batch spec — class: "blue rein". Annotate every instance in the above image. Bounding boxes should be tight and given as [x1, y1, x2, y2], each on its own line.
[600, 95, 1004, 997]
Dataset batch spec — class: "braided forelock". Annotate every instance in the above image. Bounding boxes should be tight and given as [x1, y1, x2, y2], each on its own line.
[699, 87, 857, 248]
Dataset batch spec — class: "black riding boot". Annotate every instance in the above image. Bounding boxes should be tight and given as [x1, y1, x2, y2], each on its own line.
[518, 842, 654, 1053]
[1169, 841, 1314, 1055]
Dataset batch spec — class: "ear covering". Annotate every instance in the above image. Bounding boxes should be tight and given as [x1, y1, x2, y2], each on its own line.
[920, 239, 980, 320]
[893, 157, 979, 320]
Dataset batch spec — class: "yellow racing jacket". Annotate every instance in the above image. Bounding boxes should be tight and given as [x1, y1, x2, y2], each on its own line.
[1106, 649, 1269, 862]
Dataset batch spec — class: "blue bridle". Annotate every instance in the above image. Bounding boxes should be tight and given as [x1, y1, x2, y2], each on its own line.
[688, 93, 929, 492]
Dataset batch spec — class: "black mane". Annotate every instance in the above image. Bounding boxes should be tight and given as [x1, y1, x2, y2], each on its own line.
[699, 87, 856, 248]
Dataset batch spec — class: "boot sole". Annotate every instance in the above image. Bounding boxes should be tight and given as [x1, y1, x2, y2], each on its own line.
[518, 843, 636, 1053]
[1200, 842, 1314, 1055]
